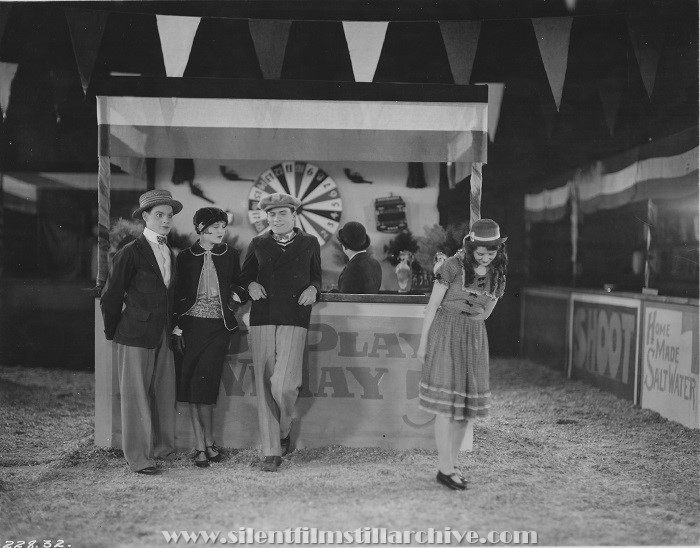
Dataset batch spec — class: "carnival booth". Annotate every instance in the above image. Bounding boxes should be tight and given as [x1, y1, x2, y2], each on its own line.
[93, 77, 489, 450]
[521, 127, 699, 429]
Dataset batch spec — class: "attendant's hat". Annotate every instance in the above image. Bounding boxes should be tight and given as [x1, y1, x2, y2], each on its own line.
[258, 193, 301, 212]
[194, 207, 228, 234]
[132, 189, 183, 219]
[337, 221, 370, 251]
[464, 219, 507, 246]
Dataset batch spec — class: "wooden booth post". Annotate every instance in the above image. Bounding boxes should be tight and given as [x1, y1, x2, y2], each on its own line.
[470, 162, 483, 227]
[94, 155, 118, 447]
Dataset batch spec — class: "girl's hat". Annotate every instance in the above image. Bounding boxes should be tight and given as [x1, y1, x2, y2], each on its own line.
[464, 219, 507, 246]
[193, 207, 228, 234]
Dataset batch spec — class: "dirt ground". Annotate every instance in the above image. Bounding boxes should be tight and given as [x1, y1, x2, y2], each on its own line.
[1, 358, 698, 547]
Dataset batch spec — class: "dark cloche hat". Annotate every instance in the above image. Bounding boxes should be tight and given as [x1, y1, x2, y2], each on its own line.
[337, 221, 371, 252]
[193, 207, 228, 234]
[132, 189, 183, 219]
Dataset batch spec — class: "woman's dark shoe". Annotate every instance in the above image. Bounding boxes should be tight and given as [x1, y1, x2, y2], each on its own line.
[194, 449, 210, 468]
[436, 470, 466, 490]
[206, 443, 222, 463]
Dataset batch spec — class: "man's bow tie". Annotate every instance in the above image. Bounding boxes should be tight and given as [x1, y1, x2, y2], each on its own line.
[156, 235, 167, 245]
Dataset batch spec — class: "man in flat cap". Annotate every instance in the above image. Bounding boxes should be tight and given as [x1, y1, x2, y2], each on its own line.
[100, 189, 182, 475]
[337, 221, 382, 294]
[240, 192, 322, 472]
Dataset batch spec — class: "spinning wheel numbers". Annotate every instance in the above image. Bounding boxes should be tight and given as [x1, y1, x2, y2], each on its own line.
[247, 162, 342, 246]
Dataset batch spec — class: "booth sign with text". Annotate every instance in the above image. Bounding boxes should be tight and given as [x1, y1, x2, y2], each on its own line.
[641, 304, 699, 428]
[569, 294, 640, 402]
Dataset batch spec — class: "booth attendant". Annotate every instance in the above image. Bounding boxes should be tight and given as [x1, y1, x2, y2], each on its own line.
[336, 221, 382, 294]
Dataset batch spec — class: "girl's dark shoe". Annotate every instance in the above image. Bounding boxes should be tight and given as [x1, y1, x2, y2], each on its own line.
[206, 443, 222, 463]
[436, 470, 466, 490]
[194, 449, 210, 468]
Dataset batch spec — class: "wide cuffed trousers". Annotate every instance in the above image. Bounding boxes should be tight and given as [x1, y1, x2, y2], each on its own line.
[249, 325, 307, 457]
[116, 331, 176, 471]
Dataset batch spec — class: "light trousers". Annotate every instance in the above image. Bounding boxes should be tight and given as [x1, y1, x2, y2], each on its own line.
[116, 332, 176, 471]
[249, 325, 307, 456]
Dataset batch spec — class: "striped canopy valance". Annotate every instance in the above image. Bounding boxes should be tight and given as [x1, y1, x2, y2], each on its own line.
[96, 78, 488, 163]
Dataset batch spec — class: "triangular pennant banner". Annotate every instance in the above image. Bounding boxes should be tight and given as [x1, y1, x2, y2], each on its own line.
[531, 16, 573, 111]
[65, 9, 109, 94]
[342, 22, 388, 82]
[626, 11, 665, 100]
[249, 19, 292, 80]
[156, 15, 200, 78]
[597, 76, 624, 135]
[439, 21, 481, 85]
[0, 61, 18, 120]
[474, 82, 505, 142]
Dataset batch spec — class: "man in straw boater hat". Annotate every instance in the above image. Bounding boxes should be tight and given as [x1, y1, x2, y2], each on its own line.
[240, 192, 322, 472]
[336, 221, 382, 294]
[100, 189, 183, 475]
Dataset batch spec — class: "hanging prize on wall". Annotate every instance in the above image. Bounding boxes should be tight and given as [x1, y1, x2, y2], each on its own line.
[247, 161, 342, 246]
[375, 194, 407, 233]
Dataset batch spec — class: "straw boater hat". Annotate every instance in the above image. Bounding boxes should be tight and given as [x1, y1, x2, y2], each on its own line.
[258, 192, 301, 212]
[464, 218, 508, 246]
[337, 221, 370, 251]
[132, 189, 183, 219]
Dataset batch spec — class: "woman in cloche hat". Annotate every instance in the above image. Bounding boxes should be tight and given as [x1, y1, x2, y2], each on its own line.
[416, 219, 508, 491]
[172, 207, 248, 467]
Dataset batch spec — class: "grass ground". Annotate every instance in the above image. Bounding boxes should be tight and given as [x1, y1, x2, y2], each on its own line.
[1, 358, 698, 547]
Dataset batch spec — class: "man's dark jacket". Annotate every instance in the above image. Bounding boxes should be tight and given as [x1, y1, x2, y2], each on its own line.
[240, 230, 322, 328]
[100, 234, 176, 348]
[338, 252, 382, 294]
[174, 242, 248, 332]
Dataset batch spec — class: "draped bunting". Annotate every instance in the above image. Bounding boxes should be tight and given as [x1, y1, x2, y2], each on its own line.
[439, 21, 481, 85]
[474, 82, 504, 143]
[0, 61, 18, 120]
[342, 22, 388, 83]
[531, 16, 573, 111]
[64, 9, 109, 94]
[156, 15, 200, 78]
[524, 128, 699, 222]
[248, 19, 291, 79]
[626, 11, 666, 100]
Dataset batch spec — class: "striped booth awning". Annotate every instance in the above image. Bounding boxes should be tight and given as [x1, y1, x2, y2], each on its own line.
[95, 78, 488, 163]
[92, 77, 488, 286]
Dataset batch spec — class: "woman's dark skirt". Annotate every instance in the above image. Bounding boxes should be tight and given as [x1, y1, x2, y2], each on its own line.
[176, 315, 230, 405]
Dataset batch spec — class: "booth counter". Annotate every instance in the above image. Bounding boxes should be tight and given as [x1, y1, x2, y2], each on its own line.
[95, 293, 477, 451]
[521, 286, 699, 428]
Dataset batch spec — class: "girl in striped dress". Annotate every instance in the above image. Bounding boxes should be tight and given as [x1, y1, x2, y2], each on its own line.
[417, 219, 508, 490]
